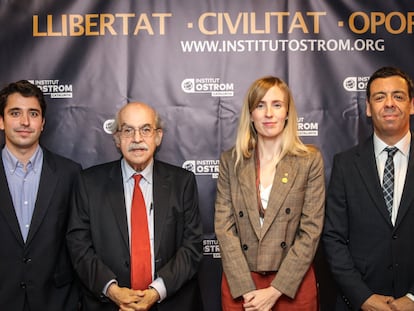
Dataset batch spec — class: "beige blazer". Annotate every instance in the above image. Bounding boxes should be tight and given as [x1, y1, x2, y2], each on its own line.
[215, 146, 325, 299]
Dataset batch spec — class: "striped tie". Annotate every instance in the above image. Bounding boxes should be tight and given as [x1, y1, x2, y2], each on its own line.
[382, 147, 398, 219]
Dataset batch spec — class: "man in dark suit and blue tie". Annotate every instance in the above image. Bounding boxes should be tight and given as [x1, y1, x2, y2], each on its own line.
[0, 80, 81, 310]
[67, 102, 203, 311]
[323, 67, 414, 311]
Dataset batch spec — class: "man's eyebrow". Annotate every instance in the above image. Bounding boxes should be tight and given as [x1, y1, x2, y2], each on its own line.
[371, 90, 407, 96]
[7, 107, 41, 111]
[120, 123, 152, 127]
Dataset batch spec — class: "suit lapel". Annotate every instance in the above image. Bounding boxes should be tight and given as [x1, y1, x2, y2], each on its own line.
[395, 135, 414, 228]
[261, 155, 298, 236]
[108, 162, 130, 250]
[26, 151, 57, 246]
[237, 156, 261, 239]
[0, 159, 24, 245]
[355, 138, 392, 225]
[152, 161, 170, 256]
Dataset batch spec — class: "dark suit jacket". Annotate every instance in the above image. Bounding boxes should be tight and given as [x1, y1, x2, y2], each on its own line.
[0, 147, 81, 311]
[67, 159, 203, 311]
[323, 135, 414, 310]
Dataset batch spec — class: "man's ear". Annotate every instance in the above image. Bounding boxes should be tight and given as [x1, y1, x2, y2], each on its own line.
[155, 129, 163, 146]
[113, 134, 121, 148]
[410, 98, 414, 115]
[366, 100, 372, 117]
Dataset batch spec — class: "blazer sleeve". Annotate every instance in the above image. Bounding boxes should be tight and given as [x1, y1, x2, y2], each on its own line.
[271, 149, 325, 298]
[214, 151, 256, 298]
[323, 153, 373, 309]
[155, 168, 203, 297]
[66, 171, 118, 298]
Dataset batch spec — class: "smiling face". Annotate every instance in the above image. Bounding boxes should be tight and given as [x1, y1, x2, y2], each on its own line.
[0, 92, 44, 157]
[115, 103, 163, 171]
[250, 85, 288, 143]
[366, 75, 414, 145]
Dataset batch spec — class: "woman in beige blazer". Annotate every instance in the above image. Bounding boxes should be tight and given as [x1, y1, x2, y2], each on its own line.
[215, 76, 325, 311]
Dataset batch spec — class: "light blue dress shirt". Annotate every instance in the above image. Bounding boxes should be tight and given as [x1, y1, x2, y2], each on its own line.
[2, 145, 43, 242]
[103, 158, 167, 301]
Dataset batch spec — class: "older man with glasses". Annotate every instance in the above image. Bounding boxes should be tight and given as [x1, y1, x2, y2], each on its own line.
[67, 102, 204, 311]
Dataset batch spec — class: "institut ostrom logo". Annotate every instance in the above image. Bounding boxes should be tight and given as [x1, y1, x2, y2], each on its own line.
[343, 76, 369, 92]
[182, 159, 219, 179]
[181, 78, 234, 97]
[29, 79, 73, 98]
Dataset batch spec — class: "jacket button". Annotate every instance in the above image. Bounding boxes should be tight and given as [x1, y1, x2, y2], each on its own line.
[20, 282, 26, 289]
[23, 257, 32, 263]
[239, 211, 244, 217]
[242, 244, 248, 250]
[280, 242, 287, 249]
[285, 208, 291, 214]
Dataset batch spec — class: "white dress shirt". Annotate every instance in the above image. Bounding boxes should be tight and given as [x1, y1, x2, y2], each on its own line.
[373, 132, 410, 226]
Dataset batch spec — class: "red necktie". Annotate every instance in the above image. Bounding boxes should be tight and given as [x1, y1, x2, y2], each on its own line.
[130, 174, 152, 289]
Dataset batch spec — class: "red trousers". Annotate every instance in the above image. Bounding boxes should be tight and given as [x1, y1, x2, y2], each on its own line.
[221, 266, 318, 311]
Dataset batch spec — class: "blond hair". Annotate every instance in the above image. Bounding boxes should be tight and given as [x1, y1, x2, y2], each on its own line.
[234, 76, 310, 168]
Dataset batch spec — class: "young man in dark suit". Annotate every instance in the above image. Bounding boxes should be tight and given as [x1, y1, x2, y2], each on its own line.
[0, 80, 81, 310]
[67, 102, 203, 311]
[323, 67, 414, 311]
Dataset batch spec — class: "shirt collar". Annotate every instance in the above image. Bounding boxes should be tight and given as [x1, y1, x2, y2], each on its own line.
[373, 131, 411, 158]
[2, 145, 43, 174]
[121, 158, 154, 185]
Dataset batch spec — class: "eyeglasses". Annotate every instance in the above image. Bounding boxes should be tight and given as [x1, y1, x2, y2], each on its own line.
[118, 125, 159, 138]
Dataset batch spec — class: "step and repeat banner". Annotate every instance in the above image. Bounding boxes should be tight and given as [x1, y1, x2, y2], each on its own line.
[1, 1, 413, 310]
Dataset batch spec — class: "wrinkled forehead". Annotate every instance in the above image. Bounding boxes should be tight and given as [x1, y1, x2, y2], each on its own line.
[119, 104, 156, 126]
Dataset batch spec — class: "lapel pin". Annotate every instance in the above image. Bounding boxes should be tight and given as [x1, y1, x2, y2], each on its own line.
[282, 173, 288, 183]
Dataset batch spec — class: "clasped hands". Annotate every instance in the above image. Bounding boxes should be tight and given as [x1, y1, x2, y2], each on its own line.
[361, 294, 414, 311]
[107, 283, 160, 311]
[242, 286, 282, 311]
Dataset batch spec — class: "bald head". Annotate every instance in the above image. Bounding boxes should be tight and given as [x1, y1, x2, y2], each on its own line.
[112, 102, 164, 171]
